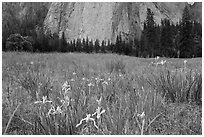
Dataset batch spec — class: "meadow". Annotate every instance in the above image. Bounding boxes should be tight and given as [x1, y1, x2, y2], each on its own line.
[2, 52, 202, 135]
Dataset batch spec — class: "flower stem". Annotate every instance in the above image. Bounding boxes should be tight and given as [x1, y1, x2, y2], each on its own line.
[4, 103, 21, 135]
[141, 119, 145, 135]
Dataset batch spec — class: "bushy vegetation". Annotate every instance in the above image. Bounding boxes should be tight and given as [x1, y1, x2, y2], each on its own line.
[2, 52, 202, 135]
[147, 67, 202, 105]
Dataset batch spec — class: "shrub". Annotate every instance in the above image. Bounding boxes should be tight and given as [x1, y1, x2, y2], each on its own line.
[148, 68, 202, 105]
[6, 34, 33, 52]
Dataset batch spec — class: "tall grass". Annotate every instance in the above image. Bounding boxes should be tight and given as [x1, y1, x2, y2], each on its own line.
[105, 59, 126, 74]
[148, 68, 202, 105]
[2, 52, 202, 135]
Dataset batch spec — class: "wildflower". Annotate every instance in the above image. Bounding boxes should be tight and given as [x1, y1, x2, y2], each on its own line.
[95, 77, 101, 84]
[60, 99, 65, 105]
[30, 61, 34, 65]
[141, 86, 145, 92]
[47, 105, 55, 116]
[108, 77, 111, 81]
[39, 82, 43, 86]
[184, 60, 187, 68]
[62, 81, 71, 92]
[102, 81, 108, 86]
[96, 96, 102, 105]
[119, 73, 123, 77]
[95, 77, 99, 81]
[47, 105, 63, 115]
[161, 60, 166, 65]
[54, 106, 63, 114]
[93, 97, 106, 119]
[62, 81, 68, 89]
[82, 77, 86, 81]
[62, 95, 70, 107]
[137, 111, 145, 119]
[76, 114, 98, 129]
[73, 72, 76, 75]
[34, 96, 52, 104]
[82, 77, 89, 82]
[156, 60, 166, 65]
[69, 78, 74, 82]
[88, 83, 94, 87]
[92, 107, 106, 119]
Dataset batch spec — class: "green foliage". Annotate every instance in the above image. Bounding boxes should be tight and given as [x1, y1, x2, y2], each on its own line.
[160, 19, 174, 57]
[101, 40, 106, 53]
[94, 39, 100, 53]
[85, 37, 90, 53]
[145, 8, 157, 57]
[59, 32, 67, 52]
[180, 6, 194, 58]
[76, 38, 82, 52]
[115, 34, 123, 54]
[2, 52, 202, 135]
[89, 40, 94, 53]
[6, 34, 33, 52]
[148, 68, 202, 105]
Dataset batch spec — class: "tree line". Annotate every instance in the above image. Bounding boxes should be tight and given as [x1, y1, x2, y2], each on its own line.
[3, 5, 202, 58]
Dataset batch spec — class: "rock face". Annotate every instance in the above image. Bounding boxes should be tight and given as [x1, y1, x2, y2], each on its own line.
[2, 2, 202, 44]
[2, 2, 50, 27]
[44, 2, 200, 43]
[189, 2, 202, 23]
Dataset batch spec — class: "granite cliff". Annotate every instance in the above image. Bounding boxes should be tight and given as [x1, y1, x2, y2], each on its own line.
[2, 2, 202, 43]
[44, 2, 201, 43]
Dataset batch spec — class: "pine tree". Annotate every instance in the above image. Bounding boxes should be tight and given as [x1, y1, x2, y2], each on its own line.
[59, 32, 67, 52]
[101, 40, 106, 53]
[107, 39, 111, 52]
[67, 41, 71, 52]
[41, 33, 50, 52]
[133, 38, 140, 57]
[89, 39, 94, 53]
[114, 35, 120, 53]
[119, 34, 123, 54]
[94, 39, 100, 53]
[192, 21, 202, 57]
[82, 37, 86, 52]
[145, 8, 156, 57]
[69, 41, 73, 52]
[160, 19, 174, 57]
[140, 28, 148, 57]
[115, 34, 123, 54]
[72, 39, 76, 52]
[49, 33, 60, 52]
[124, 41, 129, 55]
[76, 38, 82, 52]
[192, 21, 202, 37]
[180, 5, 194, 58]
[85, 36, 89, 53]
[128, 39, 133, 56]
[154, 25, 162, 56]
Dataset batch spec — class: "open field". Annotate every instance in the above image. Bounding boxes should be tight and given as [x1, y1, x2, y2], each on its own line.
[2, 52, 202, 135]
